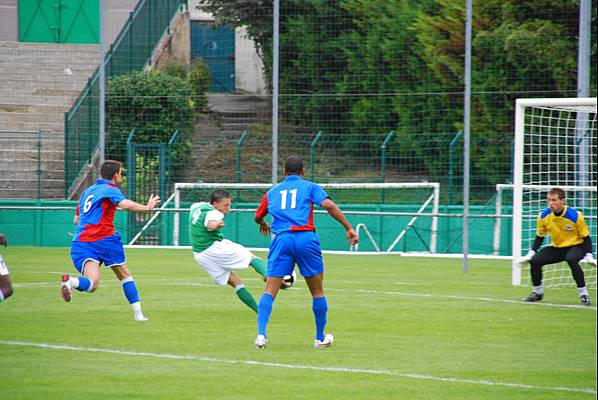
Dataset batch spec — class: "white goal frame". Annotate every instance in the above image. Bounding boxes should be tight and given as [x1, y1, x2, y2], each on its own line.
[512, 97, 597, 285]
[173, 182, 440, 253]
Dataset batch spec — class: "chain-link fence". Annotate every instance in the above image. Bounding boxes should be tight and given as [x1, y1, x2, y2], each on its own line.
[1, 1, 596, 251]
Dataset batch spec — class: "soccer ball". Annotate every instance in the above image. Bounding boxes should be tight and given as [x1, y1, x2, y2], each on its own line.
[280, 270, 297, 289]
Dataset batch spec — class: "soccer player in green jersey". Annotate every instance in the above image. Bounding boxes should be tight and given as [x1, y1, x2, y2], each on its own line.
[189, 189, 268, 313]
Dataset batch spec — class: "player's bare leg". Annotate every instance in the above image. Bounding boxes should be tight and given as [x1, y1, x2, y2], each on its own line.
[0, 275, 14, 302]
[61, 260, 99, 302]
[112, 264, 147, 321]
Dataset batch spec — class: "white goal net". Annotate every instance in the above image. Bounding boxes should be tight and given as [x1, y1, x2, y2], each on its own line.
[512, 98, 597, 288]
[171, 182, 440, 253]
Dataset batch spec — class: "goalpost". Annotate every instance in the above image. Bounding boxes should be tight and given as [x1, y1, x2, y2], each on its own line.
[512, 97, 597, 287]
[172, 182, 440, 253]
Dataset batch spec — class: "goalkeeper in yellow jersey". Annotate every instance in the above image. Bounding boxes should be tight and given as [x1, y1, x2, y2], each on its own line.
[518, 188, 596, 306]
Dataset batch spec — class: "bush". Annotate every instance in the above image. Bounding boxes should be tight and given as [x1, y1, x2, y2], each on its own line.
[188, 58, 212, 111]
[105, 70, 196, 163]
[160, 60, 189, 81]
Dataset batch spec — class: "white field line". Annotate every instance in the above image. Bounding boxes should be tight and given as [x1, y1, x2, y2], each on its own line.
[0, 340, 594, 395]
[12, 279, 596, 311]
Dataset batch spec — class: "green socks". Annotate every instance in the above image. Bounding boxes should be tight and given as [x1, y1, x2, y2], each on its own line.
[249, 257, 267, 277]
[235, 286, 258, 313]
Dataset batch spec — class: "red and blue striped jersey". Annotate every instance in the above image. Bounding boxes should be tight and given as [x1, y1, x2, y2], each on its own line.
[255, 175, 329, 234]
[73, 179, 126, 242]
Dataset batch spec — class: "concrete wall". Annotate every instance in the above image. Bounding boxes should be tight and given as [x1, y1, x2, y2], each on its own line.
[153, 11, 190, 69]
[0, 0, 18, 41]
[235, 26, 266, 94]
[102, 0, 139, 47]
[187, 0, 266, 94]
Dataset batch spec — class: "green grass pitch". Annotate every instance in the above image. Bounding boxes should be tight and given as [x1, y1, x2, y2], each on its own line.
[0, 246, 596, 400]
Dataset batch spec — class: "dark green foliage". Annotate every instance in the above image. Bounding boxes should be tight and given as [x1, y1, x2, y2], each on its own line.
[105, 71, 196, 163]
[188, 59, 211, 111]
[160, 60, 189, 81]
[198, 0, 596, 194]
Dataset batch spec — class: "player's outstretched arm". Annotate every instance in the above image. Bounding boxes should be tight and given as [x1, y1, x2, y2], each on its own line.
[118, 194, 161, 212]
[254, 215, 271, 236]
[320, 198, 358, 245]
[517, 250, 535, 265]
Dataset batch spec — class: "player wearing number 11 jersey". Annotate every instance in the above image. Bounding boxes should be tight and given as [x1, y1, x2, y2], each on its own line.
[253, 156, 358, 349]
[60, 160, 161, 321]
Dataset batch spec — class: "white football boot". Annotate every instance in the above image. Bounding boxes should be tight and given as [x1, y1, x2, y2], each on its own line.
[254, 334, 267, 349]
[314, 333, 334, 348]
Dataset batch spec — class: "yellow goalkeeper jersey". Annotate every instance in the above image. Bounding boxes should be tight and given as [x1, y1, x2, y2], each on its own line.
[536, 206, 589, 248]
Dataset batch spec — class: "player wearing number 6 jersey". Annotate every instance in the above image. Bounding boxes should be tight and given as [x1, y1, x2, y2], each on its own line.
[253, 156, 358, 349]
[60, 160, 161, 321]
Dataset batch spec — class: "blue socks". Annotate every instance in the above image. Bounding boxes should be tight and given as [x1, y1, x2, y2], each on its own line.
[257, 293, 274, 336]
[75, 276, 93, 292]
[312, 296, 328, 341]
[121, 276, 140, 304]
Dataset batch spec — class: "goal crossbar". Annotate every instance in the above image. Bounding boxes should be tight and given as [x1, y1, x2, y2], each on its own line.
[172, 182, 440, 252]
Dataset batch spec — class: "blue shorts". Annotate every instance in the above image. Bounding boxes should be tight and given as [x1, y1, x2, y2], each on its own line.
[70, 233, 126, 274]
[267, 231, 324, 278]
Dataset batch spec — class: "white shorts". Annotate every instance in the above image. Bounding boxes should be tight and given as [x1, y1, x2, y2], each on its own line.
[0, 254, 9, 276]
[193, 239, 252, 286]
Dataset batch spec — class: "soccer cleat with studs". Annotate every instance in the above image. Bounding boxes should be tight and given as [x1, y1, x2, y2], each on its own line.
[134, 312, 149, 321]
[522, 292, 543, 303]
[580, 295, 591, 306]
[314, 333, 334, 348]
[60, 273, 72, 302]
[254, 334, 267, 349]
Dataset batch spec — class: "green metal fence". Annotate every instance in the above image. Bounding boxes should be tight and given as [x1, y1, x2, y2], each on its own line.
[124, 129, 181, 244]
[64, 0, 187, 198]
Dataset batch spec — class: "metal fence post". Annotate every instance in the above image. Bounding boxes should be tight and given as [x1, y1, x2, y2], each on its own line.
[126, 129, 136, 201]
[448, 130, 463, 205]
[380, 131, 395, 204]
[236, 130, 248, 200]
[86, 78, 93, 160]
[128, 13, 133, 72]
[37, 129, 42, 199]
[167, 129, 180, 194]
[447, 130, 463, 251]
[309, 130, 322, 182]
[64, 113, 69, 198]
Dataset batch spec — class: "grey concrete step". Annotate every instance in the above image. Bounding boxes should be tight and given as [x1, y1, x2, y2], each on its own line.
[0, 94, 79, 107]
[0, 120, 64, 133]
[0, 41, 98, 51]
[0, 64, 98, 74]
[0, 71, 95, 83]
[0, 184, 65, 199]
[0, 166, 64, 181]
[0, 79, 90, 92]
[0, 151, 65, 164]
[0, 112, 67, 125]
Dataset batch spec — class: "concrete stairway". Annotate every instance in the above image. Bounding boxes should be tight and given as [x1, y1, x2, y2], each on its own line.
[186, 93, 271, 183]
[0, 41, 99, 199]
[205, 93, 270, 137]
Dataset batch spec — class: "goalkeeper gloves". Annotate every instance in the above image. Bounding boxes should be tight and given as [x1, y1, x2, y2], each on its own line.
[579, 253, 597, 268]
[517, 250, 535, 265]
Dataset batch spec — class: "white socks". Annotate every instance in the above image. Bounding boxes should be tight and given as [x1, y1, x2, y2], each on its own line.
[131, 301, 148, 321]
[532, 285, 544, 295]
